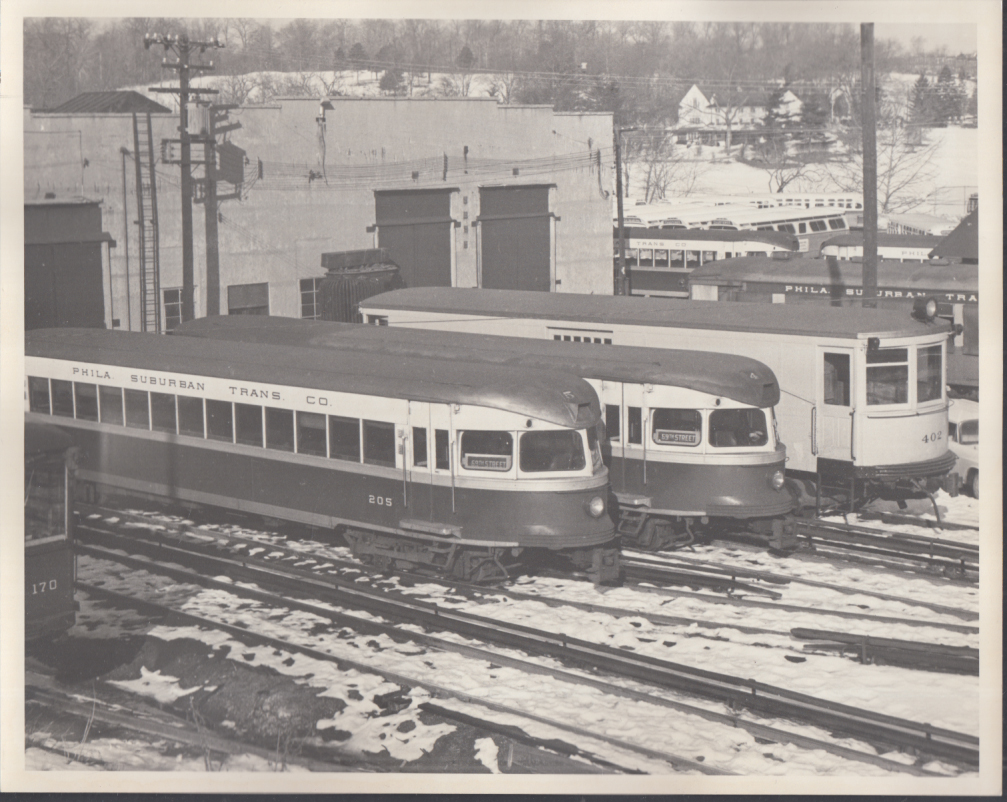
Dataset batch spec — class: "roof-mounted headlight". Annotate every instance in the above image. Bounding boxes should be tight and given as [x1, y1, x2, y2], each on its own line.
[912, 296, 938, 322]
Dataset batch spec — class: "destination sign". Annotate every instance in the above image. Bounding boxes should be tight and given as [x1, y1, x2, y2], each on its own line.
[654, 430, 699, 445]
[463, 455, 512, 471]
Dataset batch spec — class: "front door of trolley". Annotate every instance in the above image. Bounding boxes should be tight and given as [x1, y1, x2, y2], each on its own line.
[816, 347, 855, 464]
[402, 401, 435, 523]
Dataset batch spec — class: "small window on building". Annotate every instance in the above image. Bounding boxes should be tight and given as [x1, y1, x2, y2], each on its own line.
[28, 377, 50, 414]
[265, 407, 294, 451]
[363, 420, 396, 467]
[164, 288, 183, 331]
[300, 278, 322, 320]
[151, 392, 177, 433]
[228, 282, 269, 316]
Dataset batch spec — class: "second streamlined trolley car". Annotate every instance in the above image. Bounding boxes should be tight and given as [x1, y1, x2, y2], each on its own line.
[361, 288, 958, 509]
[25, 422, 78, 639]
[174, 316, 793, 550]
[26, 329, 617, 583]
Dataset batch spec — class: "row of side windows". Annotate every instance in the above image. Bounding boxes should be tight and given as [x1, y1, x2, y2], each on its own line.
[26, 377, 454, 470]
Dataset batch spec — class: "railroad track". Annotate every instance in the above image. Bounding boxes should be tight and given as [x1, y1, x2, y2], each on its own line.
[74, 514, 979, 769]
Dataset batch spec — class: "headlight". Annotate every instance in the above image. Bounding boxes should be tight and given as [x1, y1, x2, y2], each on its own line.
[770, 470, 786, 490]
[912, 296, 938, 321]
[586, 496, 606, 518]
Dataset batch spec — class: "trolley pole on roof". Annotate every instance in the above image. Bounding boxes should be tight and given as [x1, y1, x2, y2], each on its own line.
[145, 32, 223, 322]
[614, 126, 637, 296]
[860, 23, 879, 308]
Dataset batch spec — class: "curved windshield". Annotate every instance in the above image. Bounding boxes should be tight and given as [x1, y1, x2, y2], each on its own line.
[709, 409, 769, 447]
[652, 408, 701, 446]
[520, 430, 586, 472]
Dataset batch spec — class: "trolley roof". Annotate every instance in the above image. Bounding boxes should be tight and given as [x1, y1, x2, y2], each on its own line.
[361, 288, 954, 340]
[174, 317, 781, 408]
[25, 328, 600, 428]
[622, 227, 797, 249]
[689, 256, 978, 295]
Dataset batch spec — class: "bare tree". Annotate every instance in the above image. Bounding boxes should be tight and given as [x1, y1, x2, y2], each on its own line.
[625, 131, 712, 202]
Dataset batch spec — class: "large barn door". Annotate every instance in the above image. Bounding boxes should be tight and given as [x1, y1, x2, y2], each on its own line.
[478, 186, 553, 292]
[374, 189, 454, 287]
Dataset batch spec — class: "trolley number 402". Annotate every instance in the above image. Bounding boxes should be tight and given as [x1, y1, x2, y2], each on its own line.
[922, 431, 943, 444]
[30, 579, 58, 594]
[369, 494, 393, 507]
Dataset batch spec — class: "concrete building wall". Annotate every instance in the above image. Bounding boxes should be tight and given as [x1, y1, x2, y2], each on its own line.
[25, 98, 615, 330]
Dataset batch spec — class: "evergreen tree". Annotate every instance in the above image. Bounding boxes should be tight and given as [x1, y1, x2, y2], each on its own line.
[910, 74, 933, 125]
[455, 45, 476, 70]
[379, 68, 405, 95]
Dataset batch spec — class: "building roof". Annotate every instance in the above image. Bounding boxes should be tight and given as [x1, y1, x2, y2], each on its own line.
[173, 316, 781, 409]
[930, 210, 978, 261]
[362, 288, 950, 341]
[691, 84, 789, 108]
[40, 91, 172, 115]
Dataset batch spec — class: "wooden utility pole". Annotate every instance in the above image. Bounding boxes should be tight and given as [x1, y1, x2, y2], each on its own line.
[860, 23, 878, 308]
[146, 32, 223, 322]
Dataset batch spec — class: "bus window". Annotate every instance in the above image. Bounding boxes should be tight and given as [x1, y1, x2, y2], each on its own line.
[827, 218, 846, 230]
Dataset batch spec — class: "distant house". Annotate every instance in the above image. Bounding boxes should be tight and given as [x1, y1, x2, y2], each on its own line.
[676, 84, 802, 134]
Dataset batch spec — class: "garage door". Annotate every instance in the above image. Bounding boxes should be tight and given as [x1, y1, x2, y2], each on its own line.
[479, 186, 552, 292]
[374, 189, 454, 287]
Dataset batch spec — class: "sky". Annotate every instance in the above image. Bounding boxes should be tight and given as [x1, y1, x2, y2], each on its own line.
[875, 23, 977, 55]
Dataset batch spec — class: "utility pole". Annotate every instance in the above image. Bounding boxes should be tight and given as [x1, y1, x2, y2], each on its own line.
[860, 23, 878, 309]
[145, 32, 223, 322]
[614, 126, 637, 296]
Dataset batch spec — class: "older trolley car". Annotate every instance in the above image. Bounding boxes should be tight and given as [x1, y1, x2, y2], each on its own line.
[688, 255, 979, 398]
[24, 422, 77, 639]
[174, 316, 793, 550]
[618, 227, 798, 299]
[25, 329, 617, 583]
[360, 288, 957, 510]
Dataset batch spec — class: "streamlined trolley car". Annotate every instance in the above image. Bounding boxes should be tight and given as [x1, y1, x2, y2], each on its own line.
[25, 329, 618, 583]
[361, 288, 958, 509]
[25, 422, 78, 639]
[174, 316, 794, 550]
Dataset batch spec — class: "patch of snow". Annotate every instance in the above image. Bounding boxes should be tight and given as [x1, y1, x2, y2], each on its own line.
[108, 666, 201, 705]
[473, 737, 500, 773]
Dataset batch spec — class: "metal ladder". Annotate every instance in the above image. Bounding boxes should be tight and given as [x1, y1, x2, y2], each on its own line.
[132, 112, 161, 332]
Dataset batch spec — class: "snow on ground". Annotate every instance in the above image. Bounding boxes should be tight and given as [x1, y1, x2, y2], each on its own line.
[108, 666, 204, 705]
[473, 737, 500, 773]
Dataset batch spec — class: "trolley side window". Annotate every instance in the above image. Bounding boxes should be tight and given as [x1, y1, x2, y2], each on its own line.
[435, 429, 450, 470]
[329, 415, 361, 462]
[519, 430, 586, 472]
[28, 377, 51, 414]
[917, 345, 943, 403]
[51, 380, 74, 417]
[412, 427, 428, 467]
[363, 420, 396, 467]
[627, 407, 643, 445]
[296, 411, 326, 456]
[588, 423, 604, 469]
[460, 431, 513, 471]
[206, 400, 234, 442]
[652, 408, 702, 446]
[265, 407, 294, 451]
[235, 403, 264, 447]
[151, 392, 178, 433]
[74, 383, 98, 421]
[605, 404, 621, 441]
[866, 348, 909, 405]
[710, 409, 768, 447]
[99, 386, 124, 425]
[823, 353, 851, 406]
[124, 389, 150, 429]
[177, 396, 205, 437]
